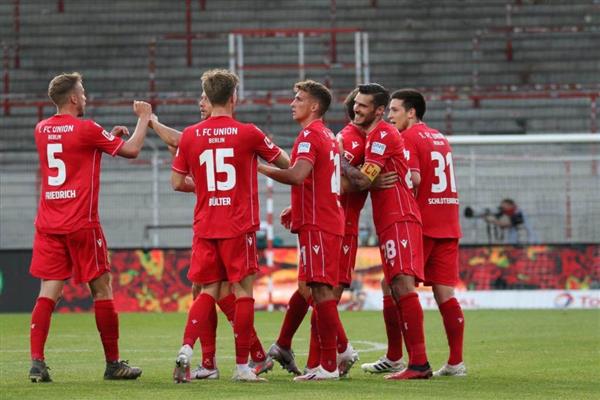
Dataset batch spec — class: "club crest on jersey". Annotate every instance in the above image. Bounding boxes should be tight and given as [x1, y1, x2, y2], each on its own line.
[380, 130, 388, 139]
[343, 151, 355, 162]
[371, 142, 386, 155]
[264, 136, 275, 149]
[297, 142, 311, 154]
[351, 141, 360, 149]
[101, 130, 115, 141]
[312, 245, 320, 254]
[303, 130, 311, 137]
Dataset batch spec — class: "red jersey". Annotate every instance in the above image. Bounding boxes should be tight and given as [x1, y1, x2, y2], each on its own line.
[172, 115, 281, 239]
[364, 120, 421, 234]
[402, 122, 461, 238]
[290, 119, 344, 236]
[337, 123, 368, 236]
[34, 114, 124, 234]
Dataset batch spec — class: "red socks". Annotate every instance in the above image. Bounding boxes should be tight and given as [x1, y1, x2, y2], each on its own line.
[94, 299, 120, 362]
[397, 292, 428, 366]
[182, 293, 217, 370]
[383, 295, 404, 361]
[217, 293, 266, 363]
[276, 290, 309, 350]
[234, 297, 255, 364]
[315, 300, 340, 372]
[30, 297, 55, 361]
[336, 311, 349, 354]
[306, 309, 321, 369]
[439, 297, 465, 365]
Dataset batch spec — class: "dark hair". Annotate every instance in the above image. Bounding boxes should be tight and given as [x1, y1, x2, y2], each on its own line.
[358, 83, 390, 110]
[390, 89, 426, 119]
[48, 72, 82, 106]
[294, 80, 332, 116]
[201, 69, 239, 106]
[501, 198, 516, 207]
[343, 88, 359, 120]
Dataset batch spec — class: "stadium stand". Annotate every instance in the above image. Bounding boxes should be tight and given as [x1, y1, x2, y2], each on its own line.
[1, 0, 599, 248]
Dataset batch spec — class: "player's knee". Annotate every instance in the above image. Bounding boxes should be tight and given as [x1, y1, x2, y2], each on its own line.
[433, 285, 455, 305]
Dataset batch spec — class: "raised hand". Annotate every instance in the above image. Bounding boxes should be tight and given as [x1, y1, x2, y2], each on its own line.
[133, 100, 152, 118]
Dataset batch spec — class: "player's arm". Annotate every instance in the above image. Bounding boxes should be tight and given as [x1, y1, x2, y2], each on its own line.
[270, 150, 291, 169]
[150, 114, 182, 148]
[258, 159, 313, 185]
[117, 101, 152, 159]
[171, 171, 196, 192]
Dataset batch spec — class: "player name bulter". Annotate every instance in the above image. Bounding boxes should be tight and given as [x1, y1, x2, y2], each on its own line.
[208, 196, 231, 206]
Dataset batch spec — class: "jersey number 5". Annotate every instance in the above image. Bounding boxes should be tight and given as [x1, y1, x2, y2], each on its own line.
[199, 148, 236, 191]
[47, 143, 66, 186]
[431, 151, 456, 193]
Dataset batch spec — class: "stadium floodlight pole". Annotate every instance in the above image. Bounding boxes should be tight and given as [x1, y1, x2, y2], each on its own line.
[236, 34, 245, 100]
[354, 31, 361, 85]
[362, 32, 370, 83]
[228, 33, 236, 73]
[298, 32, 305, 81]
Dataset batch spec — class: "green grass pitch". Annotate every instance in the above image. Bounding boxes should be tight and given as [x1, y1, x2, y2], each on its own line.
[1, 310, 599, 399]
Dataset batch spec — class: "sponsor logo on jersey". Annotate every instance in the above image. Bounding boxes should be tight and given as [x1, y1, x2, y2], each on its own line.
[247, 235, 253, 245]
[380, 130, 388, 138]
[351, 141, 360, 149]
[371, 141, 386, 155]
[97, 239, 103, 247]
[101, 130, 115, 141]
[303, 130, 311, 137]
[312, 245, 320, 254]
[343, 245, 350, 254]
[297, 142, 311, 154]
[400, 239, 408, 248]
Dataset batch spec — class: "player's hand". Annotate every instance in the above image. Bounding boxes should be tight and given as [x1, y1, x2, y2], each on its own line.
[372, 171, 398, 190]
[133, 100, 152, 118]
[280, 206, 292, 230]
[110, 125, 129, 137]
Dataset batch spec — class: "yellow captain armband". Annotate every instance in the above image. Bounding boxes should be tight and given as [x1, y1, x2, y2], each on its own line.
[360, 162, 381, 182]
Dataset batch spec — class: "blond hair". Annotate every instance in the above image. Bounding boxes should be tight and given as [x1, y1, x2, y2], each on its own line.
[48, 72, 82, 106]
[201, 69, 239, 106]
[294, 80, 332, 116]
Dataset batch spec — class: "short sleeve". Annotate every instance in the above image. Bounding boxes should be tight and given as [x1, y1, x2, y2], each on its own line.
[171, 129, 190, 174]
[85, 120, 124, 156]
[251, 124, 282, 163]
[403, 133, 421, 172]
[294, 129, 318, 165]
[340, 133, 364, 167]
[364, 134, 391, 168]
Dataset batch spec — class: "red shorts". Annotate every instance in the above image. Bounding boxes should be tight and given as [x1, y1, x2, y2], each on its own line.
[189, 232, 259, 285]
[338, 234, 358, 287]
[423, 236, 459, 287]
[378, 221, 424, 284]
[30, 227, 110, 284]
[297, 229, 342, 287]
